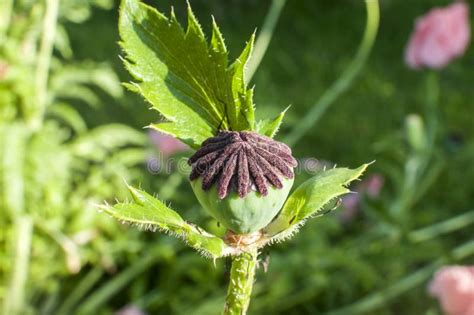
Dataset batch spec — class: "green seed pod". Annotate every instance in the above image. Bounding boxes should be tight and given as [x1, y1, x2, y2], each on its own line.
[190, 177, 294, 234]
[188, 131, 297, 234]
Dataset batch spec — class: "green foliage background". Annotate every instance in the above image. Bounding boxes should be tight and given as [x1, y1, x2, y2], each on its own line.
[1, 0, 473, 314]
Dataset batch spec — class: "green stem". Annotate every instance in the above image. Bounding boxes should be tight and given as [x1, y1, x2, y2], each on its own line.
[223, 250, 258, 315]
[4, 216, 33, 315]
[408, 210, 474, 243]
[284, 0, 379, 146]
[425, 71, 439, 149]
[245, 0, 287, 84]
[390, 72, 440, 222]
[33, 0, 59, 130]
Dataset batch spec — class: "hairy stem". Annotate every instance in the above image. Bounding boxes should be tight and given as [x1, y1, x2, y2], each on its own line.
[33, 0, 59, 130]
[284, 0, 380, 146]
[223, 250, 258, 315]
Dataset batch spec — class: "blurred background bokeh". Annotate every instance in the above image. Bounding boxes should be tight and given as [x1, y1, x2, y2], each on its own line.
[1, 0, 473, 314]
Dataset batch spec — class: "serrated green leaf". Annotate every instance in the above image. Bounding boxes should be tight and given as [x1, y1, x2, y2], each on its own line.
[101, 185, 234, 258]
[256, 106, 289, 138]
[119, 0, 257, 147]
[228, 33, 255, 130]
[264, 164, 369, 239]
[210, 17, 227, 56]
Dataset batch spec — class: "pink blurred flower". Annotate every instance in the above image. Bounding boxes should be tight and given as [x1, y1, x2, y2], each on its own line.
[405, 2, 470, 69]
[339, 193, 360, 224]
[339, 174, 385, 224]
[115, 305, 147, 315]
[0, 61, 9, 80]
[361, 174, 385, 199]
[429, 265, 474, 315]
[148, 130, 188, 157]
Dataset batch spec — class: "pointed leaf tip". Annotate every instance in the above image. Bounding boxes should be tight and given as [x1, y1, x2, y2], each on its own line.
[264, 163, 370, 240]
[186, 4, 205, 38]
[256, 106, 290, 138]
[102, 185, 235, 258]
[211, 16, 227, 54]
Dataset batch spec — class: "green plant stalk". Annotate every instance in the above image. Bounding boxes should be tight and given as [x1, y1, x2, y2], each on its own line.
[245, 0, 287, 84]
[4, 216, 33, 315]
[425, 71, 439, 149]
[33, 0, 59, 130]
[390, 72, 440, 221]
[223, 250, 258, 315]
[284, 0, 379, 146]
[408, 210, 474, 243]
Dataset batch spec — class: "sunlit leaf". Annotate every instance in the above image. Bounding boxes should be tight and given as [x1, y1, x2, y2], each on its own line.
[119, 0, 258, 148]
[264, 164, 369, 241]
[100, 185, 235, 258]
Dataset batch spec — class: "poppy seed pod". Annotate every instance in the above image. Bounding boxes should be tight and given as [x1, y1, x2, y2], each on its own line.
[188, 131, 297, 234]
